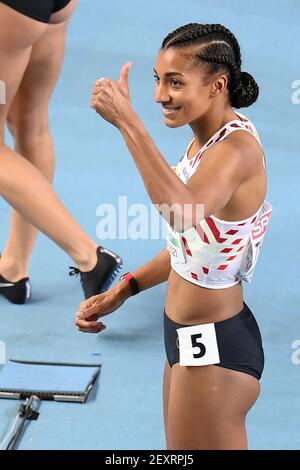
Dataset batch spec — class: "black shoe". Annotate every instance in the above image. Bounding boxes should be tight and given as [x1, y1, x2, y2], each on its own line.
[69, 246, 123, 299]
[0, 274, 31, 304]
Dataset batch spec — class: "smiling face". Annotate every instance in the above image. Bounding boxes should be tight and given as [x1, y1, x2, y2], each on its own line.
[154, 48, 228, 128]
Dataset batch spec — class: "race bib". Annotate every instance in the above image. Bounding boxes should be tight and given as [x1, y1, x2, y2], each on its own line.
[177, 323, 220, 366]
[167, 228, 186, 264]
[239, 201, 272, 282]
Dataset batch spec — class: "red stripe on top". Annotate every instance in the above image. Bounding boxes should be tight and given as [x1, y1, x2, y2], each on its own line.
[192, 152, 203, 168]
[206, 217, 220, 240]
[214, 127, 228, 143]
[232, 238, 242, 245]
[191, 272, 199, 280]
[202, 267, 209, 275]
[230, 123, 243, 128]
[221, 248, 233, 253]
[217, 265, 228, 270]
[181, 236, 192, 256]
[226, 229, 239, 235]
[195, 224, 210, 244]
[226, 256, 237, 261]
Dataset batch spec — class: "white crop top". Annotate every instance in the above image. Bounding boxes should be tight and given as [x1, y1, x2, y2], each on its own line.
[166, 112, 272, 289]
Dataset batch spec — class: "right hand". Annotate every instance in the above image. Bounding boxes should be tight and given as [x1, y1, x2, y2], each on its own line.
[75, 284, 129, 333]
[90, 62, 135, 128]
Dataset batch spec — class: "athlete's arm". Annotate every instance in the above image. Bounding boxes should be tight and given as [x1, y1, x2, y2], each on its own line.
[91, 64, 248, 232]
[75, 249, 171, 333]
[119, 120, 248, 228]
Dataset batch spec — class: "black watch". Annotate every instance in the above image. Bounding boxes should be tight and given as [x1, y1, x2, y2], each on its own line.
[119, 272, 140, 296]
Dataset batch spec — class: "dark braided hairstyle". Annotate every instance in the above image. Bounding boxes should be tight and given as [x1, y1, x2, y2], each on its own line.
[161, 23, 259, 108]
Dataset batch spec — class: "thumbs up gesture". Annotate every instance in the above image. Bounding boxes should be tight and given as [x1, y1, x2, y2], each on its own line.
[91, 62, 135, 127]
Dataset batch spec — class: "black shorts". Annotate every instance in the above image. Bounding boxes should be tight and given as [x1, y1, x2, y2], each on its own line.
[164, 302, 264, 380]
[0, 0, 72, 23]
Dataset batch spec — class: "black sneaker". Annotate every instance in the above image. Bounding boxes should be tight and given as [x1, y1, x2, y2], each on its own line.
[0, 274, 31, 304]
[69, 246, 123, 299]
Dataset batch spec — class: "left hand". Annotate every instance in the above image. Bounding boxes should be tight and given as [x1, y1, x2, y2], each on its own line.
[75, 284, 130, 333]
[90, 62, 135, 127]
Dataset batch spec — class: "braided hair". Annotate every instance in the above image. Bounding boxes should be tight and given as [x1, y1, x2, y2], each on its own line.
[161, 24, 258, 108]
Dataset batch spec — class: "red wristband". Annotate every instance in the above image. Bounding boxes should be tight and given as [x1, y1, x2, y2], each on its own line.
[119, 272, 140, 296]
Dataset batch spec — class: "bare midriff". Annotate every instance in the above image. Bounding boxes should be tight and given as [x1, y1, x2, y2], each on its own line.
[165, 269, 244, 325]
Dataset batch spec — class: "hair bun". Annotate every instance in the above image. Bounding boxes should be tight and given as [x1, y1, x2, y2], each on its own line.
[231, 71, 259, 108]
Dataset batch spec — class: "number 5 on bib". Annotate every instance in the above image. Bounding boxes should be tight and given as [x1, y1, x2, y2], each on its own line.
[176, 323, 220, 366]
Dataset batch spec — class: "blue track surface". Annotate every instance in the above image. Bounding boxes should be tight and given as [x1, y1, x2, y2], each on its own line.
[0, 0, 299, 449]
